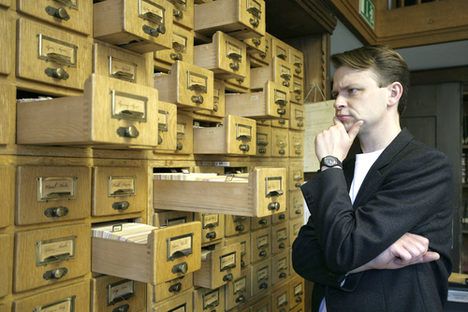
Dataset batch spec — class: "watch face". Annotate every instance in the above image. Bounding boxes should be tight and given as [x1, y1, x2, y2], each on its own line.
[324, 157, 337, 166]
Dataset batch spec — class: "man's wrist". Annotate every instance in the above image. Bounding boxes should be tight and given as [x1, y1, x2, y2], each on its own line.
[320, 155, 343, 170]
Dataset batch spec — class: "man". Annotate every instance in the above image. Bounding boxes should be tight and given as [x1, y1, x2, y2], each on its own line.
[292, 45, 453, 312]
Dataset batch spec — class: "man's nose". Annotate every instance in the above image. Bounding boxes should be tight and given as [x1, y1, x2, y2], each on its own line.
[334, 94, 346, 109]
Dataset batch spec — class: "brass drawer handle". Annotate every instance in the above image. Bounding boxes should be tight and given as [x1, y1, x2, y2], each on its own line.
[43, 267, 68, 280]
[259, 52, 266, 59]
[280, 73, 291, 80]
[235, 225, 244, 232]
[236, 77, 245, 84]
[252, 38, 261, 46]
[275, 99, 287, 106]
[296, 297, 302, 302]
[297, 122, 304, 127]
[259, 282, 268, 289]
[236, 295, 246, 303]
[296, 95, 301, 101]
[295, 182, 302, 188]
[278, 119, 286, 125]
[277, 108, 286, 115]
[279, 272, 287, 279]
[295, 67, 302, 74]
[268, 202, 280, 211]
[170, 53, 183, 61]
[142, 24, 165, 37]
[278, 149, 285, 154]
[158, 135, 163, 145]
[173, 8, 183, 19]
[229, 62, 239, 71]
[45, 6, 70, 20]
[249, 17, 259, 28]
[117, 126, 139, 138]
[206, 231, 216, 239]
[223, 273, 233, 282]
[277, 53, 287, 60]
[259, 219, 267, 225]
[213, 104, 218, 112]
[112, 201, 130, 211]
[113, 304, 129, 312]
[239, 144, 250, 152]
[295, 209, 302, 215]
[44, 206, 69, 218]
[169, 282, 182, 293]
[258, 148, 266, 154]
[282, 81, 290, 87]
[172, 262, 188, 274]
[259, 250, 267, 257]
[176, 142, 183, 150]
[279, 242, 285, 249]
[45, 67, 69, 80]
[191, 95, 204, 104]
[279, 214, 286, 220]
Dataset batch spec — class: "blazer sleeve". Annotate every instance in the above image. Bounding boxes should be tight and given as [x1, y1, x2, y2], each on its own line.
[301, 149, 453, 274]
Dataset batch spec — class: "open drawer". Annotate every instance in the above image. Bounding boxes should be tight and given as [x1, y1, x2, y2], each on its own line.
[153, 167, 287, 217]
[92, 221, 201, 285]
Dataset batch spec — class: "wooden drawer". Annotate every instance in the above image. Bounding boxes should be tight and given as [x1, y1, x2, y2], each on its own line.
[256, 118, 271, 126]
[225, 269, 250, 310]
[271, 223, 289, 255]
[291, 301, 305, 312]
[271, 37, 289, 63]
[289, 190, 304, 220]
[250, 215, 271, 231]
[194, 243, 242, 289]
[289, 130, 304, 158]
[289, 166, 304, 191]
[152, 288, 193, 312]
[250, 295, 270, 312]
[151, 274, 193, 304]
[225, 81, 290, 119]
[0, 166, 13, 228]
[194, 287, 225, 312]
[291, 76, 304, 104]
[0, 302, 9, 312]
[17, 74, 159, 148]
[271, 283, 290, 312]
[92, 166, 146, 217]
[16, 166, 91, 225]
[225, 215, 250, 237]
[14, 223, 90, 292]
[244, 36, 265, 55]
[0, 9, 12, 76]
[289, 276, 305, 309]
[91, 276, 146, 312]
[154, 101, 177, 152]
[271, 128, 289, 157]
[154, 24, 194, 71]
[18, 0, 92, 35]
[194, 31, 248, 80]
[250, 258, 270, 297]
[271, 252, 289, 286]
[250, 227, 270, 263]
[153, 167, 287, 217]
[153, 211, 194, 227]
[0, 83, 13, 145]
[289, 219, 304, 244]
[249, 32, 271, 68]
[13, 280, 89, 312]
[93, 0, 172, 53]
[224, 233, 251, 270]
[251, 57, 292, 91]
[271, 208, 287, 225]
[167, 0, 194, 30]
[225, 56, 251, 93]
[17, 18, 92, 90]
[195, 213, 225, 245]
[175, 112, 194, 154]
[195, 79, 225, 118]
[289, 47, 304, 80]
[194, 0, 265, 39]
[0, 235, 11, 298]
[92, 222, 201, 285]
[93, 41, 152, 87]
[271, 118, 289, 129]
[256, 125, 271, 157]
[290, 103, 305, 130]
[0, 0, 10, 7]
[154, 61, 213, 111]
[193, 115, 257, 155]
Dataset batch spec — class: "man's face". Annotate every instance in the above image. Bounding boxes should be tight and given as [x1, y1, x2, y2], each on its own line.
[332, 66, 389, 132]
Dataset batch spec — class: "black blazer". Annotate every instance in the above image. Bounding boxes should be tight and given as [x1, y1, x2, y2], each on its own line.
[292, 129, 453, 312]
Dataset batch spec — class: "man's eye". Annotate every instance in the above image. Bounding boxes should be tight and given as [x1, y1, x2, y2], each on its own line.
[348, 88, 358, 95]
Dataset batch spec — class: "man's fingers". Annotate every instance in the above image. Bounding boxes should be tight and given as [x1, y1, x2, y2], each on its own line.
[348, 120, 363, 141]
[421, 251, 440, 263]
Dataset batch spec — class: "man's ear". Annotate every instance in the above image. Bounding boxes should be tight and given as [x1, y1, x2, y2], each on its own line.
[388, 82, 403, 108]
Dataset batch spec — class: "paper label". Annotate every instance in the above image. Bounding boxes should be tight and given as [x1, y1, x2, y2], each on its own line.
[236, 124, 252, 140]
[109, 57, 136, 82]
[187, 71, 207, 92]
[220, 252, 236, 271]
[202, 214, 219, 229]
[37, 176, 76, 201]
[257, 266, 268, 282]
[233, 276, 246, 294]
[203, 289, 219, 309]
[277, 228, 287, 241]
[167, 234, 193, 260]
[107, 280, 135, 305]
[140, 0, 164, 22]
[33, 297, 74, 312]
[265, 176, 282, 197]
[111, 91, 147, 121]
[108, 176, 136, 197]
[256, 234, 268, 248]
[38, 34, 77, 66]
[36, 237, 75, 265]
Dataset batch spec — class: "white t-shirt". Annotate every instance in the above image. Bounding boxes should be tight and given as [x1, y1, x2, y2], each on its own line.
[319, 148, 384, 312]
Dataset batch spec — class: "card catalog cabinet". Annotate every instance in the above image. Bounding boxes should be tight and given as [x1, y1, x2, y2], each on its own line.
[194, 243, 242, 289]
[289, 276, 305, 310]
[271, 128, 289, 157]
[225, 215, 250, 237]
[195, 79, 225, 118]
[224, 233, 251, 270]
[167, 0, 194, 30]
[250, 258, 270, 296]
[291, 76, 304, 104]
[288, 166, 304, 191]
[271, 223, 289, 255]
[153, 211, 194, 227]
[92, 166, 146, 216]
[193, 115, 257, 155]
[93, 0, 173, 53]
[0, 9, 12, 76]
[225, 81, 290, 119]
[0, 235, 10, 298]
[194, 0, 265, 39]
[16, 166, 91, 225]
[250, 57, 292, 91]
[154, 101, 177, 152]
[154, 24, 194, 71]
[289, 190, 304, 220]
[289, 47, 304, 80]
[225, 269, 251, 310]
[250, 227, 270, 263]
[92, 222, 201, 285]
[271, 283, 289, 312]
[17, 74, 159, 148]
[256, 125, 271, 157]
[18, 0, 93, 35]
[13, 280, 90, 312]
[93, 41, 153, 87]
[154, 61, 214, 111]
[195, 213, 225, 245]
[289, 130, 304, 158]
[17, 18, 92, 90]
[152, 288, 193, 312]
[153, 167, 286, 217]
[175, 112, 194, 154]
[14, 223, 90, 292]
[193, 287, 225, 312]
[194, 31, 248, 80]
[290, 103, 305, 130]
[91, 276, 146, 312]
[0, 166, 13, 228]
[271, 252, 289, 286]
[152, 274, 193, 304]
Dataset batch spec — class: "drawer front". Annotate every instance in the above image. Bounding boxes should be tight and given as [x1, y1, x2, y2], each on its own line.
[0, 166, 13, 228]
[195, 213, 224, 244]
[250, 228, 270, 263]
[196, 79, 225, 118]
[271, 128, 289, 157]
[154, 24, 194, 67]
[290, 48, 304, 80]
[14, 223, 90, 292]
[250, 259, 270, 297]
[16, 166, 91, 225]
[153, 211, 194, 227]
[92, 276, 146, 312]
[225, 215, 250, 237]
[0, 83, 13, 145]
[271, 118, 289, 129]
[272, 57, 292, 90]
[272, 209, 287, 225]
[226, 115, 256, 155]
[225, 56, 250, 92]
[194, 287, 225, 312]
[176, 61, 214, 111]
[239, 0, 266, 37]
[255, 167, 287, 217]
[271, 223, 289, 255]
[152, 288, 193, 312]
[155, 101, 177, 152]
[225, 270, 250, 310]
[267, 81, 290, 119]
[0, 235, 11, 298]
[152, 274, 193, 304]
[291, 76, 304, 104]
[17, 18, 92, 90]
[290, 277, 305, 309]
[290, 103, 305, 130]
[289, 130, 304, 158]
[256, 125, 271, 157]
[0, 0, 10, 7]
[92, 166, 147, 216]
[0, 302, 9, 312]
[0, 9, 12, 76]
[291, 301, 305, 312]
[250, 215, 271, 231]
[289, 190, 304, 220]
[250, 296, 270, 312]
[271, 252, 289, 286]
[272, 38, 289, 63]
[244, 36, 266, 54]
[271, 284, 290, 312]
[93, 42, 152, 86]
[215, 31, 248, 78]
[289, 166, 304, 191]
[289, 219, 304, 244]
[167, 0, 194, 29]
[224, 233, 251, 270]
[14, 280, 90, 312]
[18, 0, 92, 35]
[175, 113, 194, 154]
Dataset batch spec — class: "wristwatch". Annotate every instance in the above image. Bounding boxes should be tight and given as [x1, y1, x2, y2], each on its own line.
[320, 155, 343, 169]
